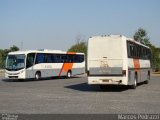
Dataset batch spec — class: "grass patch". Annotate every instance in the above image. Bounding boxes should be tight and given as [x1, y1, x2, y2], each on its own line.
[0, 73, 4, 77]
[152, 72, 160, 76]
[152, 72, 160, 74]
[0, 70, 5, 77]
[0, 70, 5, 73]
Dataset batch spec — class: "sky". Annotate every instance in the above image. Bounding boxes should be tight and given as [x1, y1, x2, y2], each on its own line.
[0, 0, 160, 51]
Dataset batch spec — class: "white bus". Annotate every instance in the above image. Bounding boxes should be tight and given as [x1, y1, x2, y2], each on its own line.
[87, 35, 151, 89]
[5, 49, 85, 80]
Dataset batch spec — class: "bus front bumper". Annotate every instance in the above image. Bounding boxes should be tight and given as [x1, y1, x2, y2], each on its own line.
[5, 70, 25, 79]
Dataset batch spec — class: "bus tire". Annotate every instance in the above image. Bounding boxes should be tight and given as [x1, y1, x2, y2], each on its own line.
[67, 70, 72, 78]
[131, 76, 137, 89]
[144, 74, 150, 84]
[35, 71, 41, 80]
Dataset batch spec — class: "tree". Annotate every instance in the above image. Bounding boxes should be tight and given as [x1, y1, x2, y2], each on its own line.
[68, 42, 87, 71]
[68, 42, 87, 55]
[133, 28, 151, 46]
[133, 28, 160, 71]
[151, 46, 160, 71]
[0, 45, 19, 68]
[10, 45, 19, 51]
[0, 50, 4, 68]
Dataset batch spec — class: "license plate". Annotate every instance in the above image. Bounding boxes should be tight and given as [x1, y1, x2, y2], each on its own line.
[101, 79, 110, 82]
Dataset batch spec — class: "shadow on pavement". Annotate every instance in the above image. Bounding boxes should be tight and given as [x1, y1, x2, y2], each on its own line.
[2, 78, 52, 82]
[2, 76, 80, 82]
[65, 82, 129, 92]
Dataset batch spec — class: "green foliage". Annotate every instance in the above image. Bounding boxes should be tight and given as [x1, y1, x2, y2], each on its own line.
[151, 45, 160, 71]
[0, 45, 19, 68]
[134, 28, 160, 71]
[68, 42, 87, 55]
[68, 42, 87, 71]
[10, 45, 19, 51]
[133, 28, 151, 46]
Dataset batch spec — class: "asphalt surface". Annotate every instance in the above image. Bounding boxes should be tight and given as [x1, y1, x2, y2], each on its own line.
[0, 75, 160, 114]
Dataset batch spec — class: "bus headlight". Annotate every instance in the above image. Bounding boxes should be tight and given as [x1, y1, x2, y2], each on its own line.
[21, 70, 24, 73]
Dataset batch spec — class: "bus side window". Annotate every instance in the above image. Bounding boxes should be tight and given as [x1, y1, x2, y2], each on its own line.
[148, 49, 151, 60]
[26, 53, 35, 68]
[79, 55, 84, 62]
[68, 55, 74, 63]
[35, 53, 45, 64]
[45, 54, 52, 63]
[74, 55, 84, 63]
[144, 48, 147, 59]
[130, 43, 134, 57]
[139, 46, 142, 59]
[51, 54, 56, 63]
[146, 49, 151, 60]
[134, 44, 137, 58]
[137, 45, 140, 58]
[55, 55, 61, 63]
[127, 42, 131, 57]
[61, 55, 67, 63]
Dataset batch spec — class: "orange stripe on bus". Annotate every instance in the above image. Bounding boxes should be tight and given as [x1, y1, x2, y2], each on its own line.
[58, 52, 76, 76]
[66, 52, 76, 54]
[133, 59, 140, 71]
[62, 63, 74, 73]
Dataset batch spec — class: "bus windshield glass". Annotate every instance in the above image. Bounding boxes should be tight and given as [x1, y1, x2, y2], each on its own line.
[6, 54, 25, 71]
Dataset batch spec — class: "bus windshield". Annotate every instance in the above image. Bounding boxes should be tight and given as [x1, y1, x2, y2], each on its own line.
[6, 54, 25, 71]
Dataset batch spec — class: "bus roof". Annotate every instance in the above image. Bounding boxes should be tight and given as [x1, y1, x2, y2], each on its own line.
[89, 34, 150, 49]
[8, 49, 85, 55]
[127, 38, 150, 49]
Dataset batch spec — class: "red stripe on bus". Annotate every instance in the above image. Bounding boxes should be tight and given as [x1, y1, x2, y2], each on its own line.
[58, 63, 65, 77]
[133, 59, 140, 71]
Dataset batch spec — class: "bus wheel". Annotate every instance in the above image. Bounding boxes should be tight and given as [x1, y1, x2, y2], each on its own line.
[144, 74, 150, 84]
[67, 71, 72, 78]
[131, 76, 137, 89]
[35, 72, 41, 80]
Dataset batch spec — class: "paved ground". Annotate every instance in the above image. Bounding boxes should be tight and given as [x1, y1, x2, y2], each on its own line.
[0, 75, 160, 114]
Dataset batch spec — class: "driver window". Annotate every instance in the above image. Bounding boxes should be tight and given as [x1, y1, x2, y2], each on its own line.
[26, 53, 35, 68]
